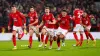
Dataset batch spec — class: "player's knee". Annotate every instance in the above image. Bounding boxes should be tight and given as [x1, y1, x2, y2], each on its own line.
[41, 29, 47, 35]
[80, 31, 83, 34]
[12, 30, 16, 35]
[29, 29, 33, 32]
[42, 32, 46, 35]
[41, 28, 46, 32]
[59, 34, 64, 39]
[29, 30, 34, 36]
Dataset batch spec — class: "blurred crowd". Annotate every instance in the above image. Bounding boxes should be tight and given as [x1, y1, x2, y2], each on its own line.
[0, 0, 100, 32]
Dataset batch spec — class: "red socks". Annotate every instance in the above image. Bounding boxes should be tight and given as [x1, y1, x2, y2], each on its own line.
[40, 33, 48, 44]
[29, 36, 32, 47]
[41, 34, 44, 42]
[88, 33, 94, 40]
[50, 40, 53, 46]
[45, 35, 48, 44]
[73, 33, 79, 42]
[12, 35, 16, 46]
[57, 37, 60, 47]
[73, 32, 84, 46]
[73, 33, 79, 46]
[57, 42, 60, 47]
[85, 31, 94, 41]
[80, 34, 83, 46]
[85, 31, 89, 39]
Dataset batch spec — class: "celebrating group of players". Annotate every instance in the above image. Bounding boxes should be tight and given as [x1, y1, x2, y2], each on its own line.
[8, 5, 96, 50]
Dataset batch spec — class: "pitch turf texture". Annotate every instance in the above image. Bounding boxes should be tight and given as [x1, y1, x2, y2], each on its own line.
[0, 40, 100, 56]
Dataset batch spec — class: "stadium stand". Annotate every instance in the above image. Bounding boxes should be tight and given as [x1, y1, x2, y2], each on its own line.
[0, 0, 100, 32]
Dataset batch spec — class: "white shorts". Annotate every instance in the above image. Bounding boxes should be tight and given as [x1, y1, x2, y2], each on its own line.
[54, 29, 58, 36]
[13, 26, 23, 34]
[47, 28, 54, 36]
[56, 27, 68, 36]
[73, 24, 84, 32]
[43, 26, 54, 36]
[29, 26, 39, 34]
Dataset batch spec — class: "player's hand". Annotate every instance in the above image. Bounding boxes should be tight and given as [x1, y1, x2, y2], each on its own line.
[8, 26, 11, 30]
[28, 24, 32, 27]
[48, 21, 53, 24]
[24, 25, 26, 29]
[72, 16, 75, 20]
[57, 18, 61, 21]
[83, 25, 86, 28]
[36, 25, 40, 28]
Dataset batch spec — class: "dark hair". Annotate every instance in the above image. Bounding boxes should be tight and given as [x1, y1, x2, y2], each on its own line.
[30, 6, 35, 9]
[61, 9, 67, 12]
[45, 7, 50, 9]
[75, 5, 80, 9]
[11, 5, 16, 8]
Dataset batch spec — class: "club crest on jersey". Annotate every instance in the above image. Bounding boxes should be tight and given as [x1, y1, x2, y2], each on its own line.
[30, 17, 34, 21]
[85, 21, 88, 24]
[47, 20, 50, 24]
[61, 21, 65, 24]
[13, 18, 17, 21]
[15, 14, 18, 17]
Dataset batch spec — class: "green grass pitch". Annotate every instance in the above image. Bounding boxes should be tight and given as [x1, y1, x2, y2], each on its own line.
[0, 40, 100, 56]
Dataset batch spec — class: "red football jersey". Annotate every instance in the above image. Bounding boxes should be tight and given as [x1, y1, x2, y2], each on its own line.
[42, 13, 55, 28]
[82, 15, 91, 26]
[58, 14, 70, 30]
[8, 11, 26, 26]
[73, 9, 83, 24]
[28, 11, 38, 26]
